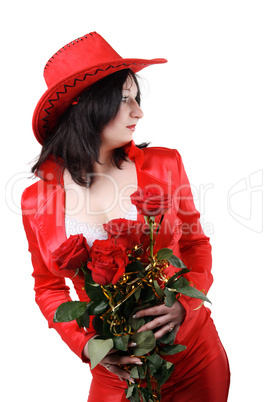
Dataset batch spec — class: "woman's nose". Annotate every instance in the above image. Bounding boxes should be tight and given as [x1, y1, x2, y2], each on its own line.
[130, 101, 144, 120]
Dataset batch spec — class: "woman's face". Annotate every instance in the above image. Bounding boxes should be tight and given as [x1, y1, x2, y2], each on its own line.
[100, 76, 144, 151]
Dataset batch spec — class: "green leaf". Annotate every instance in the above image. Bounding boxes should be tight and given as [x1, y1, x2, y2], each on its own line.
[157, 248, 173, 261]
[134, 286, 142, 302]
[147, 353, 163, 373]
[139, 387, 154, 402]
[167, 254, 187, 269]
[76, 308, 90, 328]
[160, 343, 187, 355]
[154, 360, 175, 385]
[87, 338, 113, 369]
[129, 314, 145, 331]
[153, 360, 175, 386]
[157, 328, 176, 345]
[177, 286, 211, 303]
[101, 318, 114, 338]
[164, 288, 176, 307]
[130, 366, 139, 379]
[129, 364, 145, 380]
[165, 268, 190, 287]
[113, 335, 130, 351]
[166, 361, 173, 369]
[125, 260, 145, 273]
[137, 364, 145, 379]
[140, 286, 155, 303]
[83, 270, 108, 301]
[53, 301, 88, 323]
[161, 361, 175, 385]
[153, 280, 165, 298]
[123, 300, 139, 319]
[128, 384, 140, 402]
[172, 276, 189, 289]
[125, 384, 135, 399]
[130, 331, 156, 356]
[87, 299, 108, 315]
[85, 282, 106, 301]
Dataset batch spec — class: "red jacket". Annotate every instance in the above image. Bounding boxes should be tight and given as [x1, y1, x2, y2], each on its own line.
[21, 141, 213, 364]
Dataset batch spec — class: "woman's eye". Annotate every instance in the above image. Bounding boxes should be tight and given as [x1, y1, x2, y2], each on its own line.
[121, 96, 128, 103]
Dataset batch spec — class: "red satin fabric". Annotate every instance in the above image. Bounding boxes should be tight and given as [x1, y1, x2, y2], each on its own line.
[21, 141, 230, 399]
[88, 350, 229, 402]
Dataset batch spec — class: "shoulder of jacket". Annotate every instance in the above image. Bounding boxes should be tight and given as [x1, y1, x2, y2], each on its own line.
[21, 180, 38, 205]
[142, 146, 182, 162]
[21, 179, 59, 216]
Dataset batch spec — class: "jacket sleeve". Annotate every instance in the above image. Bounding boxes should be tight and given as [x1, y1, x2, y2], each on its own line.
[21, 198, 96, 362]
[174, 150, 213, 314]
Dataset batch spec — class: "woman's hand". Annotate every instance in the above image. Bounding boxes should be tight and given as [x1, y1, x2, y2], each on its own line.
[133, 300, 186, 339]
[83, 301, 185, 382]
[83, 343, 142, 383]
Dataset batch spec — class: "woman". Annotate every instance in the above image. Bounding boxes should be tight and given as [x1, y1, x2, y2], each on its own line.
[22, 32, 230, 401]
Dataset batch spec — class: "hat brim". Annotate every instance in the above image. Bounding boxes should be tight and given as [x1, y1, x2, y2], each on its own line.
[32, 57, 167, 144]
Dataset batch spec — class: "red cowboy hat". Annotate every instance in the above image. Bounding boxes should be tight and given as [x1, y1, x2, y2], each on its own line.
[32, 31, 167, 144]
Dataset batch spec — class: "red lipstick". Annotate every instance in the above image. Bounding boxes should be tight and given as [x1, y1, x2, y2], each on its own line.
[127, 125, 136, 131]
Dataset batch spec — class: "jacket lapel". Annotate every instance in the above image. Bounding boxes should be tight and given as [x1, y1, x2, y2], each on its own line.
[127, 142, 179, 250]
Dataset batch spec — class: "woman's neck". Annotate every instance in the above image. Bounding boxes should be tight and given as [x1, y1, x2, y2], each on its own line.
[93, 148, 115, 175]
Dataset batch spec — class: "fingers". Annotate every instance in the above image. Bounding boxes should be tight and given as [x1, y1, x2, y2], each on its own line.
[137, 317, 180, 339]
[137, 316, 179, 339]
[133, 301, 186, 338]
[105, 354, 142, 366]
[133, 305, 167, 318]
[153, 323, 179, 340]
[106, 348, 120, 355]
[103, 363, 136, 383]
[100, 354, 143, 383]
[135, 305, 174, 333]
[139, 316, 165, 330]
[134, 301, 186, 325]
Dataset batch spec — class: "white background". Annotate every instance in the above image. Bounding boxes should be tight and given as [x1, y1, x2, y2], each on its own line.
[1, 1, 267, 401]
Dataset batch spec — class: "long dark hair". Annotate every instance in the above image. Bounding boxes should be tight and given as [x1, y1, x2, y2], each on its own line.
[32, 69, 147, 186]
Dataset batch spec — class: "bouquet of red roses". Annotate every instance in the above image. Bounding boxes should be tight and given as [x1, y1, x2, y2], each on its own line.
[53, 188, 210, 402]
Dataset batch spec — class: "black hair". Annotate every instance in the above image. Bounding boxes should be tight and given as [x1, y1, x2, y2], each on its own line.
[32, 69, 147, 186]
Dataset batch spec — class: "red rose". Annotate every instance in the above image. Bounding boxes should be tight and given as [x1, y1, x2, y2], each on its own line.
[130, 187, 172, 216]
[88, 239, 129, 286]
[103, 218, 149, 249]
[52, 234, 90, 271]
